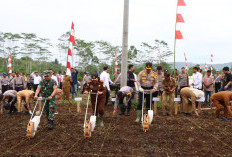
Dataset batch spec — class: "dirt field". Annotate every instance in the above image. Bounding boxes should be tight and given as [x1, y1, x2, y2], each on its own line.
[0, 101, 232, 157]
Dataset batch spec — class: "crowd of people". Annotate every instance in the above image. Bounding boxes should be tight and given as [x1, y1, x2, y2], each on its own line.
[1, 63, 232, 130]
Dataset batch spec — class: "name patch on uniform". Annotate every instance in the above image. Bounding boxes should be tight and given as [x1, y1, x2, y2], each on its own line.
[75, 97, 82, 101]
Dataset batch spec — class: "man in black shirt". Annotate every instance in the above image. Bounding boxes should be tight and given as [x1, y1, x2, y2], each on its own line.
[220, 67, 232, 91]
[125, 64, 136, 116]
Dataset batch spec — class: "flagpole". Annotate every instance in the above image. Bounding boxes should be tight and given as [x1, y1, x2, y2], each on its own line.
[173, 0, 179, 71]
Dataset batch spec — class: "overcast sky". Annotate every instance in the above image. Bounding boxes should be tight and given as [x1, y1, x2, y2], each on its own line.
[0, 0, 232, 64]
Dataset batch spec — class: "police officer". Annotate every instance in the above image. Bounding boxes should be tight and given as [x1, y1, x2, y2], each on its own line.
[0, 72, 9, 93]
[154, 66, 164, 97]
[178, 67, 189, 91]
[162, 73, 177, 116]
[136, 62, 158, 122]
[13, 72, 26, 92]
[84, 73, 107, 127]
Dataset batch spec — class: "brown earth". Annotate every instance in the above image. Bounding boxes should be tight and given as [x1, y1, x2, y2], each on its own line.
[0, 101, 232, 157]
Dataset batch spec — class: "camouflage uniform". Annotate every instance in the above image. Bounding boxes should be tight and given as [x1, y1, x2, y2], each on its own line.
[39, 79, 57, 121]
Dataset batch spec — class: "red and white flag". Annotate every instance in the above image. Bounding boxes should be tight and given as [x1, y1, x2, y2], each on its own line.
[210, 54, 213, 73]
[205, 63, 208, 71]
[178, 0, 186, 6]
[115, 51, 118, 72]
[184, 52, 188, 72]
[66, 22, 75, 76]
[8, 54, 12, 75]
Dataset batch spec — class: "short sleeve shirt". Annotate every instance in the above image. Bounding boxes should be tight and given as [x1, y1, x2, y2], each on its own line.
[222, 73, 232, 88]
[127, 71, 135, 87]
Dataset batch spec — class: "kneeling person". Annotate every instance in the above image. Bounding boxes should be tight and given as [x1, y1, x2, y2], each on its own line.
[17, 90, 34, 114]
[2, 90, 18, 114]
[211, 91, 232, 121]
[113, 86, 133, 116]
[84, 73, 107, 127]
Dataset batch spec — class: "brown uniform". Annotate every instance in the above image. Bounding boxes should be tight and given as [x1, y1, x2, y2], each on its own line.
[85, 80, 107, 115]
[180, 87, 197, 114]
[162, 77, 176, 115]
[56, 88, 63, 101]
[62, 75, 73, 100]
[211, 91, 232, 118]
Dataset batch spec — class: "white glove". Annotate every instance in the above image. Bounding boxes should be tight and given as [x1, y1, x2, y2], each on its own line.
[139, 87, 144, 92]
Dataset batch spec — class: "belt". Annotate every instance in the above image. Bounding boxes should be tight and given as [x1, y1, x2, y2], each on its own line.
[141, 86, 153, 90]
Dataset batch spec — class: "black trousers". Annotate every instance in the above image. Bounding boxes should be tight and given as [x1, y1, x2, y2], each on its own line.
[119, 94, 133, 113]
[15, 86, 23, 92]
[2, 85, 9, 94]
[215, 82, 221, 93]
[153, 90, 163, 97]
[105, 90, 110, 106]
[27, 83, 32, 90]
[8, 97, 17, 112]
[137, 92, 152, 110]
[34, 84, 39, 92]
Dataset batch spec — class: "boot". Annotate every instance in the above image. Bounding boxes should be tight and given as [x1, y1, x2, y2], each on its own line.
[135, 110, 142, 123]
[48, 120, 54, 130]
[119, 104, 125, 115]
[99, 115, 104, 127]
[125, 109, 130, 116]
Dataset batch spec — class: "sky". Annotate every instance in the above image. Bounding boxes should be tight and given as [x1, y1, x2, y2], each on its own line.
[0, 0, 232, 65]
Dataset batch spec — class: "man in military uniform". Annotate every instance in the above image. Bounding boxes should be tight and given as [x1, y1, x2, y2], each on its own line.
[162, 73, 177, 116]
[34, 70, 57, 130]
[154, 66, 164, 97]
[136, 62, 158, 122]
[211, 91, 232, 121]
[13, 72, 26, 92]
[0, 72, 9, 94]
[84, 73, 107, 127]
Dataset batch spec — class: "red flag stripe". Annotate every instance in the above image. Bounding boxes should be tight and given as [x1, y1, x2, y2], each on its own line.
[178, 0, 186, 6]
[176, 14, 185, 23]
[176, 30, 183, 39]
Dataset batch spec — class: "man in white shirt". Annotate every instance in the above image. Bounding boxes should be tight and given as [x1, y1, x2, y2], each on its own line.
[32, 71, 42, 92]
[100, 65, 113, 106]
[192, 67, 202, 90]
[50, 70, 59, 87]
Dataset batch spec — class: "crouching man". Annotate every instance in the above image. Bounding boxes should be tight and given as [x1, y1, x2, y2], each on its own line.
[34, 70, 57, 130]
[1, 90, 18, 115]
[17, 90, 34, 114]
[211, 91, 232, 121]
[113, 86, 133, 116]
[180, 87, 204, 116]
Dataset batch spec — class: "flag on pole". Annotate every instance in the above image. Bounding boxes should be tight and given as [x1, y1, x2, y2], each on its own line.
[176, 30, 183, 39]
[205, 63, 208, 71]
[158, 49, 161, 66]
[184, 52, 188, 72]
[178, 0, 186, 6]
[66, 22, 75, 76]
[199, 65, 202, 70]
[176, 14, 185, 23]
[8, 54, 12, 75]
[211, 54, 213, 73]
[115, 51, 118, 72]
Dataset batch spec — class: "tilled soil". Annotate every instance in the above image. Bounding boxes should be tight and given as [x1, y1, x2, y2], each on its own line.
[0, 102, 232, 157]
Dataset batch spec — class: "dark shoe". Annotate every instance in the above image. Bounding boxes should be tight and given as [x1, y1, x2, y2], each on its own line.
[125, 112, 130, 116]
[48, 120, 54, 130]
[215, 118, 223, 121]
[221, 117, 229, 121]
[119, 112, 124, 115]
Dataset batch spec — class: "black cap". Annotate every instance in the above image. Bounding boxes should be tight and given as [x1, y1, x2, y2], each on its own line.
[145, 62, 152, 70]
[91, 72, 98, 79]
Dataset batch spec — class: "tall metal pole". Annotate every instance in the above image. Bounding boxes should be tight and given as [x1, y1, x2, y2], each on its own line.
[173, 0, 179, 71]
[121, 0, 129, 88]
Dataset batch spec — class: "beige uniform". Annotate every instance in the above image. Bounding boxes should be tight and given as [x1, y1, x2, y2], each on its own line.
[180, 87, 197, 114]
[137, 70, 158, 92]
[162, 77, 177, 114]
[17, 90, 34, 112]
